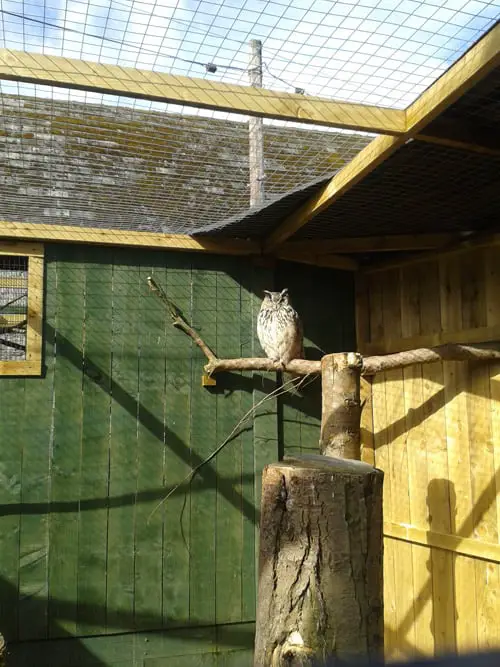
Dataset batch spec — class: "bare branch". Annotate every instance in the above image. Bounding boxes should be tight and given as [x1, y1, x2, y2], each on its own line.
[147, 276, 217, 364]
[362, 343, 500, 376]
[204, 357, 321, 375]
[147, 279, 500, 378]
[0, 293, 27, 313]
[0, 319, 27, 335]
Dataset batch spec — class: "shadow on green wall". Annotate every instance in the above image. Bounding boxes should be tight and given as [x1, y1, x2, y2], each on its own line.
[0, 573, 255, 666]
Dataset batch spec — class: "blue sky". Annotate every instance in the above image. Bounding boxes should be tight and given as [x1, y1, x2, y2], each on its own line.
[0, 0, 499, 122]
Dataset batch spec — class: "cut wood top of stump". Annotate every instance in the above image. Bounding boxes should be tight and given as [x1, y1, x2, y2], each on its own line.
[281, 453, 380, 476]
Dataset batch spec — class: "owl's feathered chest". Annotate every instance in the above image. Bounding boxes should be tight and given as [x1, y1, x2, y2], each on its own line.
[257, 303, 303, 363]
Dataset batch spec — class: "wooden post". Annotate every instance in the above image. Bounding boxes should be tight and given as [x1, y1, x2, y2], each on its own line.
[254, 455, 384, 666]
[248, 39, 265, 207]
[320, 352, 363, 459]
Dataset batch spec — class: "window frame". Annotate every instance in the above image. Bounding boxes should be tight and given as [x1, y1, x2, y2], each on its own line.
[0, 241, 44, 377]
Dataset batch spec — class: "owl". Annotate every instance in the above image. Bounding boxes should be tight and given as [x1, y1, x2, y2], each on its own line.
[257, 288, 304, 369]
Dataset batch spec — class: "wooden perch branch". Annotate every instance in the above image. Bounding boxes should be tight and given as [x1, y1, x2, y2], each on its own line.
[204, 357, 320, 375]
[362, 342, 500, 374]
[147, 276, 217, 363]
[147, 279, 500, 376]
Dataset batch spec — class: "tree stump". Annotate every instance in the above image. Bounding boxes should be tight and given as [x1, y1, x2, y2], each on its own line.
[254, 455, 384, 667]
[320, 353, 362, 459]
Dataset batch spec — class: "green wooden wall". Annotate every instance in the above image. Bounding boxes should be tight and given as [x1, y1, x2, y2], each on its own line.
[0, 245, 354, 666]
[275, 261, 356, 458]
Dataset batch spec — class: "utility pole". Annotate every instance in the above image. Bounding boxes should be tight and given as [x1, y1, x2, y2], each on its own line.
[248, 39, 265, 207]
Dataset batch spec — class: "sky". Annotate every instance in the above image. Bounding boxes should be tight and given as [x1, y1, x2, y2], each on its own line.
[0, 0, 499, 126]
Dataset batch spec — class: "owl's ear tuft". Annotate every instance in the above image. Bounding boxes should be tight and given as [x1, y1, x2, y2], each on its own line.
[263, 290, 272, 296]
[280, 288, 289, 297]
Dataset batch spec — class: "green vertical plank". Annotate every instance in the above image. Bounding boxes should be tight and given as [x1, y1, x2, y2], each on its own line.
[275, 262, 355, 456]
[18, 252, 56, 640]
[163, 254, 192, 628]
[145, 654, 217, 667]
[134, 260, 166, 630]
[48, 249, 85, 637]
[240, 267, 256, 622]
[215, 266, 242, 625]
[189, 259, 217, 626]
[76, 252, 113, 636]
[106, 250, 140, 632]
[0, 378, 24, 642]
[251, 264, 279, 588]
[217, 650, 253, 667]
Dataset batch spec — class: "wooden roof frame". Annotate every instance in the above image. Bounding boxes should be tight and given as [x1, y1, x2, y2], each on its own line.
[0, 22, 499, 263]
[264, 21, 500, 251]
[0, 48, 405, 135]
[0, 240, 44, 376]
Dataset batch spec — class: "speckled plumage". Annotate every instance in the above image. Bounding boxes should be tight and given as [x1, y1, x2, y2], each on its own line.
[257, 289, 304, 367]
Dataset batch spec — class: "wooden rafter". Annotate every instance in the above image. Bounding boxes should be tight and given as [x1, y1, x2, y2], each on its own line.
[0, 221, 259, 255]
[264, 22, 500, 251]
[274, 248, 359, 271]
[414, 117, 500, 156]
[363, 230, 500, 274]
[279, 233, 458, 255]
[0, 49, 405, 134]
[0, 240, 44, 376]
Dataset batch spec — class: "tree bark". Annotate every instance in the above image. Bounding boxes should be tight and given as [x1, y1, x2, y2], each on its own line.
[253, 455, 384, 667]
[203, 343, 500, 377]
[362, 342, 500, 375]
[204, 357, 320, 375]
[320, 353, 362, 459]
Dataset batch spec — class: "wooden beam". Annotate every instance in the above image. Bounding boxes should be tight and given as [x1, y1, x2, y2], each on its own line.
[26, 254, 44, 374]
[0, 277, 28, 288]
[0, 240, 44, 257]
[280, 233, 458, 255]
[363, 324, 500, 356]
[363, 231, 500, 274]
[264, 22, 500, 250]
[385, 521, 500, 564]
[406, 23, 500, 133]
[0, 314, 26, 326]
[415, 116, 500, 156]
[0, 221, 260, 255]
[274, 248, 359, 271]
[0, 361, 41, 376]
[264, 134, 405, 250]
[0, 49, 405, 134]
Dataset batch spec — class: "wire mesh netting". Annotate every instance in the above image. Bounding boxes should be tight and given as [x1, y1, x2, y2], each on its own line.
[1, 0, 499, 107]
[0, 1, 499, 236]
[436, 65, 500, 126]
[0, 86, 373, 233]
[0, 254, 28, 361]
[291, 139, 500, 239]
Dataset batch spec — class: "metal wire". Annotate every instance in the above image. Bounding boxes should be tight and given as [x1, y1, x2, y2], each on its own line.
[293, 140, 500, 239]
[0, 1, 499, 235]
[1, 0, 499, 105]
[0, 83, 373, 233]
[0, 255, 28, 361]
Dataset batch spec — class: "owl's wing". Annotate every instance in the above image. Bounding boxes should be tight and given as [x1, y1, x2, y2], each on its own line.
[294, 310, 305, 359]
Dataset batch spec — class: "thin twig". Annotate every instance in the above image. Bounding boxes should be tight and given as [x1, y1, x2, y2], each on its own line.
[0, 319, 27, 335]
[0, 292, 27, 312]
[147, 372, 317, 523]
[147, 276, 217, 363]
[0, 337, 25, 351]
